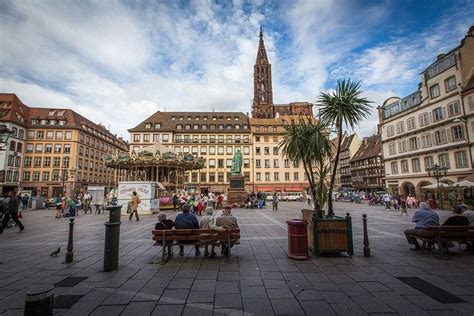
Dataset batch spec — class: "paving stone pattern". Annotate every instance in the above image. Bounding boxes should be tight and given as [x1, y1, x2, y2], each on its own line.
[0, 202, 473, 315]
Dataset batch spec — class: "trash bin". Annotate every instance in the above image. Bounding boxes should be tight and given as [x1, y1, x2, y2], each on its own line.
[287, 219, 310, 260]
[24, 284, 54, 316]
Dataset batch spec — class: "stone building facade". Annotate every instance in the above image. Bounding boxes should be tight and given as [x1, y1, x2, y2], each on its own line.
[379, 27, 474, 199]
[0, 93, 129, 197]
[128, 112, 253, 193]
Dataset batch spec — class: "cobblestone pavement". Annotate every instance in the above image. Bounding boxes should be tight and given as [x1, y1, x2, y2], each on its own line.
[0, 202, 473, 315]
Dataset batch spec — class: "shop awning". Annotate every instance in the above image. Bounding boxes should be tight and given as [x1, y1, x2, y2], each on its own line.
[256, 187, 273, 192]
[285, 187, 303, 192]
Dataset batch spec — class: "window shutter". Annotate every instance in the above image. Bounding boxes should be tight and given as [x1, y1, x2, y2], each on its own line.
[469, 96, 474, 111]
[417, 136, 421, 150]
[446, 128, 452, 142]
[431, 134, 436, 146]
[428, 112, 433, 124]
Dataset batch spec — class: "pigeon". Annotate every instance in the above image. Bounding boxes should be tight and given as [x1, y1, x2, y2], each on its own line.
[50, 247, 61, 257]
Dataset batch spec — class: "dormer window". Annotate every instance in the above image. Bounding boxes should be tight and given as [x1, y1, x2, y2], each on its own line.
[185, 124, 191, 130]
[193, 124, 199, 130]
[212, 116, 217, 120]
[235, 125, 240, 129]
[202, 125, 207, 130]
[179, 117, 183, 120]
[155, 123, 161, 129]
[31, 119, 39, 125]
[176, 124, 182, 130]
[187, 117, 192, 120]
[171, 117, 176, 120]
[243, 124, 248, 130]
[218, 124, 224, 130]
[40, 119, 47, 125]
[203, 117, 207, 120]
[145, 123, 151, 128]
[227, 125, 232, 130]
[210, 125, 216, 130]
[227, 117, 231, 121]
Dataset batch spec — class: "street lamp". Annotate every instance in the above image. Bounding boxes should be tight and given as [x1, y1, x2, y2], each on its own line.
[426, 164, 448, 209]
[54, 167, 69, 196]
[0, 124, 13, 151]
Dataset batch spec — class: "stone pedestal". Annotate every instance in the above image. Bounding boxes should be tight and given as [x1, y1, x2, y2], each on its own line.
[227, 175, 247, 204]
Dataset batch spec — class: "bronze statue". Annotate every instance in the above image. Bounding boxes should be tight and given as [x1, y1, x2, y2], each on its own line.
[231, 149, 243, 175]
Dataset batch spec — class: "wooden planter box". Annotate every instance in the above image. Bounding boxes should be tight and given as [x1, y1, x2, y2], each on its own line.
[301, 209, 354, 256]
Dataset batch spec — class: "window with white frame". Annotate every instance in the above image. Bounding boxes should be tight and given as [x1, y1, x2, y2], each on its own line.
[455, 151, 468, 168]
[445, 76, 457, 92]
[409, 137, 418, 151]
[412, 158, 421, 172]
[468, 95, 474, 112]
[447, 101, 461, 117]
[398, 140, 407, 153]
[430, 84, 440, 99]
[424, 156, 434, 169]
[439, 153, 450, 169]
[421, 134, 432, 148]
[407, 117, 416, 130]
[419, 113, 429, 126]
[434, 130, 447, 145]
[396, 121, 405, 134]
[387, 125, 394, 137]
[432, 107, 444, 121]
[401, 160, 409, 173]
[390, 162, 398, 174]
[389, 142, 396, 155]
[451, 125, 463, 141]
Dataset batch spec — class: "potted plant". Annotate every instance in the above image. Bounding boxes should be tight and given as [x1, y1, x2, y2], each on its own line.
[280, 79, 371, 256]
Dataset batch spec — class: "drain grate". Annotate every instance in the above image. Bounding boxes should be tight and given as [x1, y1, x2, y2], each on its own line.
[54, 277, 88, 288]
[53, 295, 84, 309]
[397, 277, 466, 304]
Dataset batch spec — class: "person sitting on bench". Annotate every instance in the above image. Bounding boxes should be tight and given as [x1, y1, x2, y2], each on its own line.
[200, 207, 224, 257]
[443, 205, 469, 226]
[155, 212, 174, 258]
[174, 204, 200, 256]
[216, 207, 239, 256]
[404, 202, 439, 251]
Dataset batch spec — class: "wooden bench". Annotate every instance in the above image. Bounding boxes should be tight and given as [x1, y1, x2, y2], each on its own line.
[416, 226, 474, 258]
[152, 229, 240, 263]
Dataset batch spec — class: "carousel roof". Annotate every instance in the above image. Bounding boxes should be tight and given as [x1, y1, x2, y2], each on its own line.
[104, 142, 204, 170]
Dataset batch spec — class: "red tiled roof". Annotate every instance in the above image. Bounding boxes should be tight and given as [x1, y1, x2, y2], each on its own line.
[350, 134, 382, 162]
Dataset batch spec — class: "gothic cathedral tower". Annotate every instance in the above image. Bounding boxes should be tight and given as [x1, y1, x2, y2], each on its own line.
[252, 28, 274, 119]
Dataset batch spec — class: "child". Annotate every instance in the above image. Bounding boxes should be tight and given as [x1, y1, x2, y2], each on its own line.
[196, 200, 204, 216]
[400, 197, 408, 216]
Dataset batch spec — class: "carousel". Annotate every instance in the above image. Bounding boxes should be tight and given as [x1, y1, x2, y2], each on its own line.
[105, 143, 205, 213]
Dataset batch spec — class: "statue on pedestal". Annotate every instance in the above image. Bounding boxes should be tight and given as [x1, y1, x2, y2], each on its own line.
[231, 149, 243, 176]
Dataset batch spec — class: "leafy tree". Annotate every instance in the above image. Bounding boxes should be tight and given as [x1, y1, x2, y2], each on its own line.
[280, 117, 332, 217]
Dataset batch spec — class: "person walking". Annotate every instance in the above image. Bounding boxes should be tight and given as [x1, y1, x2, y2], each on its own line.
[0, 192, 25, 234]
[172, 193, 179, 212]
[129, 191, 141, 221]
[400, 197, 408, 216]
[272, 192, 279, 211]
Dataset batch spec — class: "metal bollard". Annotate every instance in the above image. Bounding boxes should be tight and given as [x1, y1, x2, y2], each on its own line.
[362, 214, 371, 257]
[24, 284, 54, 316]
[64, 218, 74, 264]
[103, 204, 122, 272]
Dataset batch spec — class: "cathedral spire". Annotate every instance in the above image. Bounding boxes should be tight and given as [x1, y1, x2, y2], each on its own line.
[256, 26, 268, 62]
[252, 27, 273, 118]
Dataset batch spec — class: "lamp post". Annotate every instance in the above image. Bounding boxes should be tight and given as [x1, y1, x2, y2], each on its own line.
[0, 123, 13, 151]
[426, 164, 448, 209]
[54, 167, 69, 196]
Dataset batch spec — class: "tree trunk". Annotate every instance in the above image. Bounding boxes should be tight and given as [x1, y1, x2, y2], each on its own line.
[327, 125, 343, 217]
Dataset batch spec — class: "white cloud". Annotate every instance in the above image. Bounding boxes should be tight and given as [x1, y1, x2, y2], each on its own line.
[0, 0, 473, 141]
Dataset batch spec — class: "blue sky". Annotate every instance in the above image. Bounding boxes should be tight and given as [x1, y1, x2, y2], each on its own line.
[0, 0, 473, 139]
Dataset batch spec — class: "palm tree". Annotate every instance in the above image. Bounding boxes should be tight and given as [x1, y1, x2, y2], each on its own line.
[279, 117, 333, 217]
[318, 79, 371, 217]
